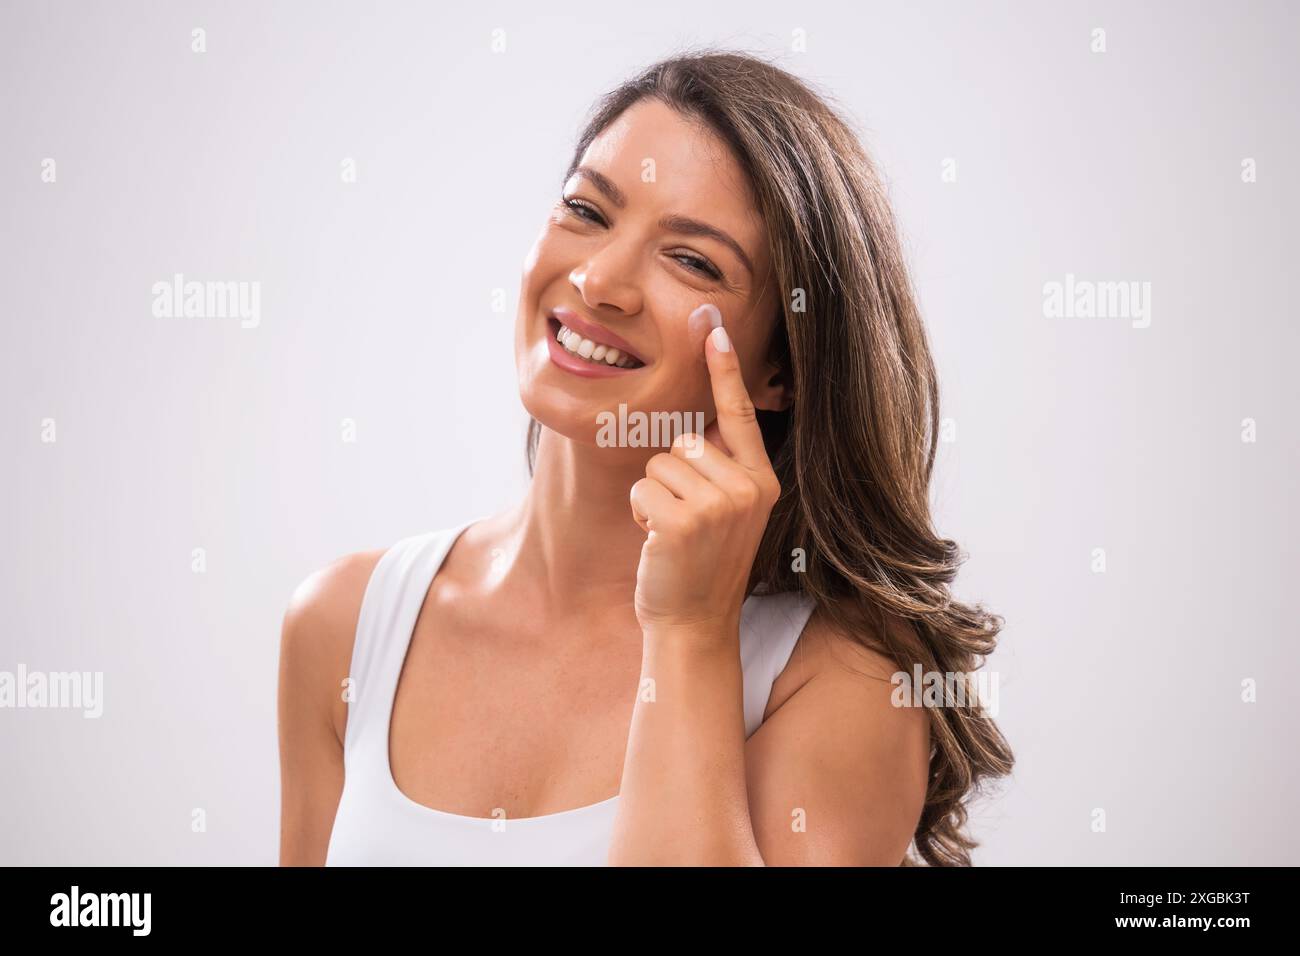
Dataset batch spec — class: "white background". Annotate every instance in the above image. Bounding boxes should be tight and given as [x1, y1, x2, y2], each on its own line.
[1, 0, 1296, 864]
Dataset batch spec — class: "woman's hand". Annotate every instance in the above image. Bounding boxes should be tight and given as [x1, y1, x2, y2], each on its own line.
[629, 318, 781, 640]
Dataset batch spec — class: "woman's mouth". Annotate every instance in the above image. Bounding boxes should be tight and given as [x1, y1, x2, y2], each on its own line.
[552, 319, 644, 368]
[545, 317, 647, 377]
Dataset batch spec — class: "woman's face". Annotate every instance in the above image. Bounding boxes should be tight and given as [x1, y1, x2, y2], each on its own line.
[515, 98, 784, 456]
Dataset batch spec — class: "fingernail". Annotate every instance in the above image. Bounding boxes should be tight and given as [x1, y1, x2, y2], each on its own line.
[711, 325, 731, 352]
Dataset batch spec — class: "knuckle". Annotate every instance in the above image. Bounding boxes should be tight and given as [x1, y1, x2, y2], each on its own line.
[734, 481, 762, 508]
[645, 452, 674, 477]
[670, 432, 702, 457]
[726, 396, 757, 423]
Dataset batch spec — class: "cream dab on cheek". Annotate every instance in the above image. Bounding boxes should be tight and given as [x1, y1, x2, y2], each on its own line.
[687, 303, 724, 345]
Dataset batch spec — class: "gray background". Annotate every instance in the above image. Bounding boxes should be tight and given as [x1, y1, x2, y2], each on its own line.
[1, 0, 1295, 865]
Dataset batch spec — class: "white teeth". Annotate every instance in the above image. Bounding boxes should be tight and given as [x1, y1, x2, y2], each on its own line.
[553, 322, 639, 368]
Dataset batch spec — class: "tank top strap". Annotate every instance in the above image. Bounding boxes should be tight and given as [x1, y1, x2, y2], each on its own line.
[341, 522, 475, 757]
[738, 590, 818, 738]
[342, 524, 813, 753]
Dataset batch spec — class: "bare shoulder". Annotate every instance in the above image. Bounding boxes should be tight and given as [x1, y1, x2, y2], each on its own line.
[772, 602, 930, 750]
[277, 548, 386, 865]
[748, 600, 931, 865]
[283, 549, 386, 631]
[766, 600, 916, 718]
[280, 549, 387, 745]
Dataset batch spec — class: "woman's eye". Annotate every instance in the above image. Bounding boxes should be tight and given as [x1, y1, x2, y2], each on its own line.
[558, 197, 720, 282]
[561, 197, 603, 224]
[672, 253, 722, 281]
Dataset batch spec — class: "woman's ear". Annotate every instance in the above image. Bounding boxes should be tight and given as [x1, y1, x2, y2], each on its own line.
[752, 358, 794, 413]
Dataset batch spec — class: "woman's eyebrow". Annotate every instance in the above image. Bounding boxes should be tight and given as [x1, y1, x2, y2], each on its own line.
[658, 213, 755, 278]
[574, 166, 628, 208]
[572, 165, 756, 278]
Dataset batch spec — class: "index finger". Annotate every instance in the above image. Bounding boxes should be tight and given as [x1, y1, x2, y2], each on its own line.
[695, 304, 770, 472]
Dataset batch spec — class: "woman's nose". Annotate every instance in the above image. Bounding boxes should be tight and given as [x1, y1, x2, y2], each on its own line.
[570, 242, 643, 316]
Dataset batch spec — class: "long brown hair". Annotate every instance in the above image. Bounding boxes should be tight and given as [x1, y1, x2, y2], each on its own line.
[527, 47, 1014, 866]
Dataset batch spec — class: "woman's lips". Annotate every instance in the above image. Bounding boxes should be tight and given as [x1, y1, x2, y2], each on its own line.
[545, 319, 644, 378]
[550, 307, 649, 366]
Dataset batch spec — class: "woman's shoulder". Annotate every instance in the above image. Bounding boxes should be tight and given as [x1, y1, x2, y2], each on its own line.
[763, 600, 931, 806]
[279, 521, 479, 655]
[282, 521, 476, 622]
[284, 548, 386, 623]
[766, 596, 921, 720]
[279, 549, 389, 742]
[279, 523, 474, 744]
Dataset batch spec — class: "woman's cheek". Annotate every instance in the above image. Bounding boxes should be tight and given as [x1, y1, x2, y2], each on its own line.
[652, 354, 713, 418]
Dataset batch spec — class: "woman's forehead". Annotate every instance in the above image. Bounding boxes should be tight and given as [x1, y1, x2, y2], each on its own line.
[576, 99, 766, 253]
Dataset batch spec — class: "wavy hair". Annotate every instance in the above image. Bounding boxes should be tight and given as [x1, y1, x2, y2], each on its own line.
[526, 47, 1014, 866]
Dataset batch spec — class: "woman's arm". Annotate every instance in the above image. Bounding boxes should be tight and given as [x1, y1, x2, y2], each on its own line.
[276, 552, 382, 866]
[608, 613, 931, 866]
[611, 325, 930, 865]
[609, 620, 762, 865]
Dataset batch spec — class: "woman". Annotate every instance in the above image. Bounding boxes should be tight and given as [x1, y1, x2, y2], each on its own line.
[278, 49, 1013, 866]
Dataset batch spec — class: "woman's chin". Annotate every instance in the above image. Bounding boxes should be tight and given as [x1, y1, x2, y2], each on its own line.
[519, 397, 638, 451]
[522, 403, 612, 444]
[519, 374, 643, 425]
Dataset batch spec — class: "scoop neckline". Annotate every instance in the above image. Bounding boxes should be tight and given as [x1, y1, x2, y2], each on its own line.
[381, 516, 623, 825]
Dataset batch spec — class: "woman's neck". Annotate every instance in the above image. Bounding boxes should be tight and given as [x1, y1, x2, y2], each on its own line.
[504, 426, 650, 611]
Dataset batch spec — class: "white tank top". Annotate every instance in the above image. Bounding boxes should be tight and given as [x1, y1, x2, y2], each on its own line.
[325, 517, 817, 866]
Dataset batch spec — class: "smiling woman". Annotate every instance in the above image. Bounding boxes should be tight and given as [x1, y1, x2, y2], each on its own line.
[278, 47, 1013, 868]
